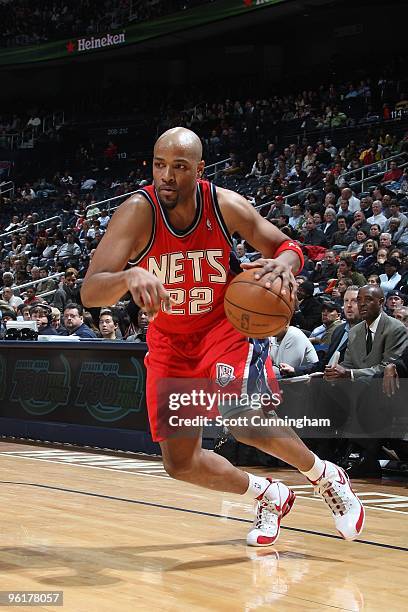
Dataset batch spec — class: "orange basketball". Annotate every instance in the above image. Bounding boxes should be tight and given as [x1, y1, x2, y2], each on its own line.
[224, 269, 295, 338]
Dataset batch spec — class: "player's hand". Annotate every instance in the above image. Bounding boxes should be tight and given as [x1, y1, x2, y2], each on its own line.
[125, 267, 174, 318]
[324, 364, 351, 380]
[383, 363, 399, 397]
[241, 258, 297, 300]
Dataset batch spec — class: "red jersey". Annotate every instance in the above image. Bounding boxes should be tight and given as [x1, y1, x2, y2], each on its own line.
[130, 179, 233, 334]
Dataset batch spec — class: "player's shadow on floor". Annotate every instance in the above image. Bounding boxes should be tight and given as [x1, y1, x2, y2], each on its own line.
[0, 542, 340, 587]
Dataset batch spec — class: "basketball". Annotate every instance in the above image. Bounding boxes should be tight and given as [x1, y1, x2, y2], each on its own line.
[224, 269, 295, 338]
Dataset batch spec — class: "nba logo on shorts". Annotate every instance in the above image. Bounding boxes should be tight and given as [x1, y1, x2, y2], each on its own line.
[216, 363, 235, 387]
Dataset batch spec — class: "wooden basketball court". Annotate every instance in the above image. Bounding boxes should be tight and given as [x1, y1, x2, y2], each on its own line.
[0, 441, 407, 611]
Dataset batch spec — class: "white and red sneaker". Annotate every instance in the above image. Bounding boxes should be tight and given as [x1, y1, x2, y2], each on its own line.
[312, 461, 365, 541]
[247, 480, 296, 547]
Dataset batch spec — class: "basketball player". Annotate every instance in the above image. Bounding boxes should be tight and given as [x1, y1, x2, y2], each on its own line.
[82, 128, 364, 545]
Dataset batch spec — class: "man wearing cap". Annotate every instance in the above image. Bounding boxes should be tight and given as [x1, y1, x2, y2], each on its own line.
[385, 290, 406, 317]
[292, 280, 323, 332]
[266, 195, 292, 220]
[310, 301, 343, 346]
[0, 306, 17, 338]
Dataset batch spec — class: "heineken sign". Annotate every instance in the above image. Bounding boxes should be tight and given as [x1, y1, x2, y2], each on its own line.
[66, 32, 126, 54]
[0, 0, 286, 66]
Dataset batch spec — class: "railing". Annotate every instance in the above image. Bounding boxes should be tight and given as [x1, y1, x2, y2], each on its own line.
[254, 150, 408, 212]
[0, 215, 62, 241]
[13, 273, 64, 293]
[349, 160, 408, 193]
[85, 190, 138, 214]
[10, 273, 65, 300]
[340, 151, 407, 192]
[0, 180, 14, 198]
[0, 133, 18, 150]
[204, 157, 232, 179]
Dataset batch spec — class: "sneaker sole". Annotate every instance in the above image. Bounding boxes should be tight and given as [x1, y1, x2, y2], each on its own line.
[247, 489, 296, 547]
[336, 467, 366, 541]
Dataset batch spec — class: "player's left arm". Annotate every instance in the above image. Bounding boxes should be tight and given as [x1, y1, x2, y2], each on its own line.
[217, 187, 303, 296]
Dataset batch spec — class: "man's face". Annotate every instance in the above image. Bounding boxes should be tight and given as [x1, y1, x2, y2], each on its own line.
[361, 197, 371, 209]
[306, 218, 315, 231]
[357, 288, 383, 321]
[99, 314, 117, 338]
[372, 202, 382, 215]
[325, 308, 340, 323]
[390, 204, 399, 216]
[138, 310, 149, 330]
[63, 308, 83, 331]
[380, 235, 391, 248]
[340, 200, 349, 211]
[2, 287, 12, 301]
[343, 290, 360, 323]
[236, 245, 246, 257]
[370, 225, 380, 237]
[354, 212, 363, 223]
[325, 251, 336, 265]
[337, 218, 346, 231]
[386, 295, 403, 311]
[26, 288, 35, 299]
[153, 138, 204, 211]
[39, 269, 47, 279]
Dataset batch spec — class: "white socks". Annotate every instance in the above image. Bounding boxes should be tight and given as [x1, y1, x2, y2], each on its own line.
[300, 453, 325, 482]
[245, 472, 270, 498]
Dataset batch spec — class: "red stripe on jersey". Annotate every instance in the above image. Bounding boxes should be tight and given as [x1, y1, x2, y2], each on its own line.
[134, 180, 233, 334]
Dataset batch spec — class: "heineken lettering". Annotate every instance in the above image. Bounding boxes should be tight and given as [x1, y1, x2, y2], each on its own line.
[69, 32, 126, 54]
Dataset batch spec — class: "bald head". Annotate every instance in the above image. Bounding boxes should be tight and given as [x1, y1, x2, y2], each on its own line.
[155, 127, 203, 163]
[153, 127, 205, 210]
[357, 284, 384, 323]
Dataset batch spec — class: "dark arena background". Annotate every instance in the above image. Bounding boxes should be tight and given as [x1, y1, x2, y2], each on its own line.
[0, 0, 407, 609]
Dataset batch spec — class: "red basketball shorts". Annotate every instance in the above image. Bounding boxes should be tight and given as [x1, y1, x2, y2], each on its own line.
[144, 318, 280, 442]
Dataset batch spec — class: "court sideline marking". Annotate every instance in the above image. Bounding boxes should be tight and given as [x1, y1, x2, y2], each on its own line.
[1, 449, 408, 515]
[0, 479, 407, 553]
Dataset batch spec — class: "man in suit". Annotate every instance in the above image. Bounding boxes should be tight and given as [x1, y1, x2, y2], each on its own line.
[324, 285, 408, 381]
[323, 284, 408, 476]
[319, 208, 338, 246]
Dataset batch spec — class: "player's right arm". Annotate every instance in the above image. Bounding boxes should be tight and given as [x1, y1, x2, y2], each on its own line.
[81, 195, 171, 314]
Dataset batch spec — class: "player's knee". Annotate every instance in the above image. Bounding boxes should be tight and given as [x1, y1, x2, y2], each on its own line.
[163, 456, 196, 480]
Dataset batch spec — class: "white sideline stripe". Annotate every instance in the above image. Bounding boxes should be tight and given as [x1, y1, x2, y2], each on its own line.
[381, 503, 408, 508]
[1, 452, 407, 515]
[0, 453, 169, 479]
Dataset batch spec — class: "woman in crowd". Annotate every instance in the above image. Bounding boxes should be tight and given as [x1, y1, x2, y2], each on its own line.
[356, 238, 378, 276]
[346, 228, 369, 254]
